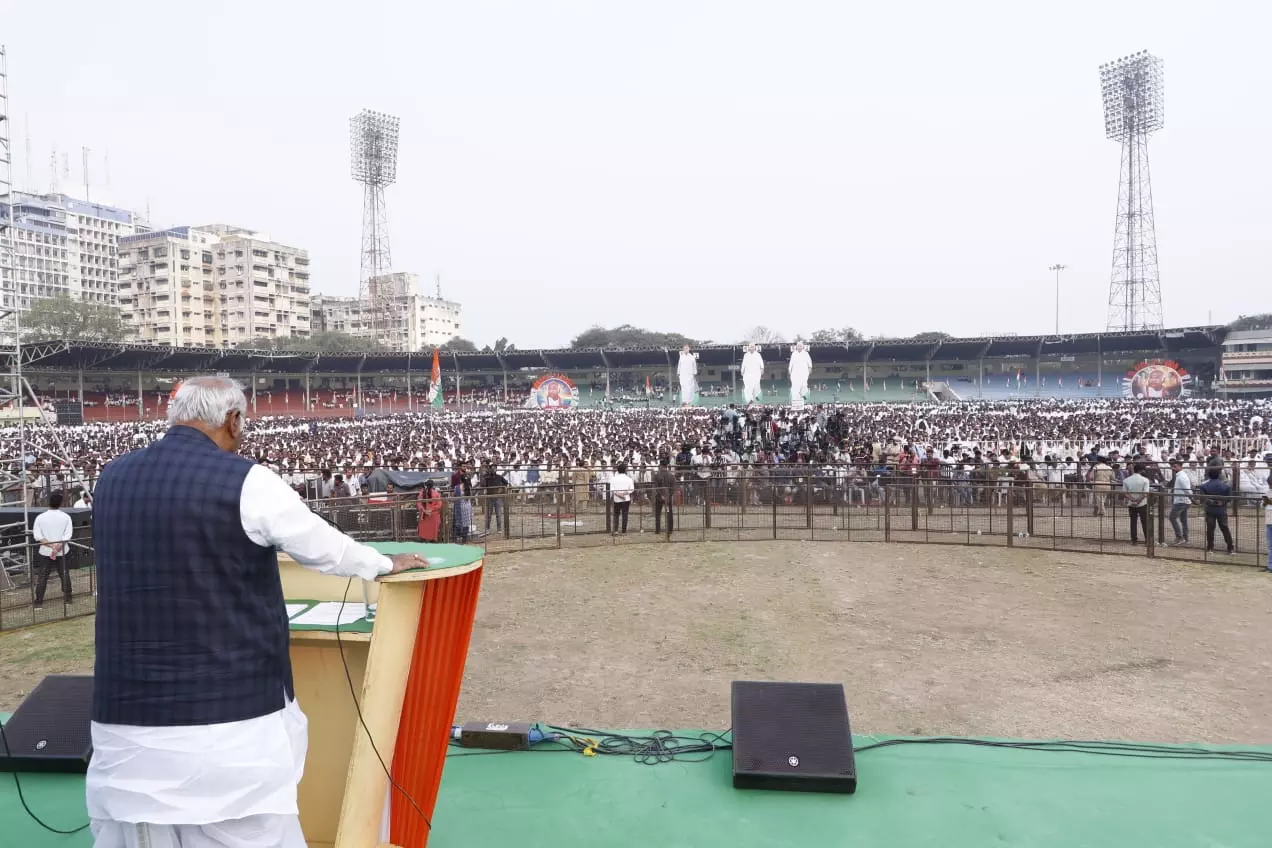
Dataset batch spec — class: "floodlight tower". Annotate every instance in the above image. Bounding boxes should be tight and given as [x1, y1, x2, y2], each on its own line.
[1099, 51, 1165, 332]
[350, 109, 400, 340]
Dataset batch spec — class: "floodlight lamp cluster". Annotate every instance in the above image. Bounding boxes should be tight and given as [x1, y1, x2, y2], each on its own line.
[350, 109, 401, 186]
[1098, 51, 1164, 140]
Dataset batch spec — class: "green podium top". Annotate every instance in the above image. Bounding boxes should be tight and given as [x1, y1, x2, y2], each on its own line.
[284, 543, 482, 633]
[365, 542, 483, 573]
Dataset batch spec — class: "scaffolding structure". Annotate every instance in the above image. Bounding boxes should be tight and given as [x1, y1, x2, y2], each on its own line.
[0, 45, 82, 598]
[1099, 51, 1166, 332]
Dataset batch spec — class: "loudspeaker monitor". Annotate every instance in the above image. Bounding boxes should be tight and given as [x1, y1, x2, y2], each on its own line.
[0, 675, 94, 774]
[731, 680, 857, 794]
[54, 401, 83, 426]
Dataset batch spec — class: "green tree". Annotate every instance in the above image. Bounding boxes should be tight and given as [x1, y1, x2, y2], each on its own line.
[239, 332, 386, 353]
[284, 332, 385, 353]
[742, 326, 786, 344]
[570, 324, 698, 349]
[908, 331, 952, 342]
[441, 336, 479, 352]
[806, 327, 864, 344]
[1229, 314, 1272, 332]
[22, 294, 132, 343]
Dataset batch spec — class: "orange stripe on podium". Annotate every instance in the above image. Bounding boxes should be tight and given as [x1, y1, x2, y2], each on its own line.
[390, 566, 484, 847]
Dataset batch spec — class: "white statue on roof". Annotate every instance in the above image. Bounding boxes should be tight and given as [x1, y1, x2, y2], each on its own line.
[789, 341, 812, 406]
[677, 345, 698, 407]
[741, 343, 764, 404]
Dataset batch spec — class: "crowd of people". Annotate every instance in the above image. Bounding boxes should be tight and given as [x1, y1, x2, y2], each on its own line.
[1, 396, 1270, 563]
[1, 397, 1266, 479]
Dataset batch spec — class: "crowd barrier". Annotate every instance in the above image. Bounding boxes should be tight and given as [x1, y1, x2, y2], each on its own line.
[317, 478, 1270, 568]
[0, 524, 97, 631]
[2, 478, 1267, 632]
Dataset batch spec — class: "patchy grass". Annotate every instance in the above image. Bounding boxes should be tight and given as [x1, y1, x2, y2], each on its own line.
[0, 616, 95, 712]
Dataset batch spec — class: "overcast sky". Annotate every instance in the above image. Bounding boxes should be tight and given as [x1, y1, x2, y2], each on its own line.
[8, 1, 1271, 348]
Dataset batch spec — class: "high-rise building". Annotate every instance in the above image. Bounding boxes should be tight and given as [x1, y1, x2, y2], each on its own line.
[118, 224, 312, 348]
[0, 192, 136, 317]
[311, 272, 461, 351]
[117, 227, 220, 347]
[197, 225, 311, 348]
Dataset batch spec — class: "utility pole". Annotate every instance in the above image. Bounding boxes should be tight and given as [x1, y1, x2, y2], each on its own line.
[1048, 264, 1067, 335]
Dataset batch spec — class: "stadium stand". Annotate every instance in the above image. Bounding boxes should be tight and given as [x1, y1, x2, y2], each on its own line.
[12, 326, 1230, 419]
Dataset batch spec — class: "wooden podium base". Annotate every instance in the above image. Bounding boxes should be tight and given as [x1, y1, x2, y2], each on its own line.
[280, 543, 484, 848]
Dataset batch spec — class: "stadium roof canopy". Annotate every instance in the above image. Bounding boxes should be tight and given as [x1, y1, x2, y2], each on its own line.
[18, 326, 1224, 374]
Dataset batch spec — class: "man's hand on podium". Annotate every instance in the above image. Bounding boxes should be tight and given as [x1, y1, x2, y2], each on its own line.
[388, 553, 428, 574]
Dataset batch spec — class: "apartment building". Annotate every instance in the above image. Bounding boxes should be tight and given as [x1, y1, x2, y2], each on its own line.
[311, 272, 462, 351]
[117, 227, 220, 347]
[0, 192, 136, 317]
[1218, 328, 1272, 397]
[117, 224, 312, 349]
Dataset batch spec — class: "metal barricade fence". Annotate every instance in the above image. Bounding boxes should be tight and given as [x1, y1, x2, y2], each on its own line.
[322, 479, 1267, 571]
[0, 524, 96, 631]
[2, 475, 1266, 632]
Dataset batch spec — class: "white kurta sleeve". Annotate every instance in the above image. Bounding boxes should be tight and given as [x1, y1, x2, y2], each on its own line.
[240, 464, 392, 582]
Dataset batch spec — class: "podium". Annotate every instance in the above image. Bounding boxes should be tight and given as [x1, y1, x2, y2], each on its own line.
[279, 542, 484, 848]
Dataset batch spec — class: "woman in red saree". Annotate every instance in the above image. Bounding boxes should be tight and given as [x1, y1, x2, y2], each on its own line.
[416, 479, 442, 542]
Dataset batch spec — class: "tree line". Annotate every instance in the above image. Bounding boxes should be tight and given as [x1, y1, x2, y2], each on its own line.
[22, 294, 1262, 353]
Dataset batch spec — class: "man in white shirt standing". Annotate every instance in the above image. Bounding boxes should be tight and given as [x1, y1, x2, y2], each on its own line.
[344, 468, 363, 497]
[1168, 458, 1192, 546]
[610, 461, 636, 534]
[1122, 462, 1152, 545]
[87, 376, 423, 848]
[31, 490, 75, 610]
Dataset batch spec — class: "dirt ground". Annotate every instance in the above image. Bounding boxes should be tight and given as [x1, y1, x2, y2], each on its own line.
[0, 614, 94, 712]
[456, 541, 1272, 743]
[4, 541, 1270, 745]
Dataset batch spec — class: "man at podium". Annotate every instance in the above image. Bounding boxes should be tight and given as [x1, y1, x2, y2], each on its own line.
[87, 376, 422, 848]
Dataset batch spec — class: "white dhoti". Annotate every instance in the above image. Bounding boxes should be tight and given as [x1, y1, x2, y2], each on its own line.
[789, 350, 812, 406]
[87, 699, 310, 848]
[679, 375, 696, 405]
[677, 352, 698, 406]
[91, 815, 307, 848]
[790, 376, 809, 405]
[741, 351, 764, 404]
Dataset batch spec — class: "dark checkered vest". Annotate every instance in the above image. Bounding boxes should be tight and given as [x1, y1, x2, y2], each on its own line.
[92, 425, 293, 726]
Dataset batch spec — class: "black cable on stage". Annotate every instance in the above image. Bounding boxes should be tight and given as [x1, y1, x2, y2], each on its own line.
[0, 719, 91, 835]
[447, 725, 735, 765]
[851, 736, 1272, 762]
[336, 577, 433, 831]
[444, 724, 1272, 766]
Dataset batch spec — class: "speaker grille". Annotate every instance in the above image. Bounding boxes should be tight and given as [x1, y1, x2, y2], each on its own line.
[0, 675, 94, 773]
[731, 680, 856, 793]
[54, 401, 83, 426]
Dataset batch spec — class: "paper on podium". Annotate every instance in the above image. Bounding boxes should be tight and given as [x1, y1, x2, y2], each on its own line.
[290, 601, 369, 627]
[285, 603, 309, 619]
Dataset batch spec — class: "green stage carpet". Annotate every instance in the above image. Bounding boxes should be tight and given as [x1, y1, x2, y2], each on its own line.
[5, 730, 1270, 847]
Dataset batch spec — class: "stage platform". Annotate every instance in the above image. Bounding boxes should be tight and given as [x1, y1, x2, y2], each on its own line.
[4, 728, 1270, 847]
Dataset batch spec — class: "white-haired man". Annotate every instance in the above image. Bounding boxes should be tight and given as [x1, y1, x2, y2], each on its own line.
[87, 376, 424, 848]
